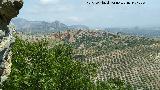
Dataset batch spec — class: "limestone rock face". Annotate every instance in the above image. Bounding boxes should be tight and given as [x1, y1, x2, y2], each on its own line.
[0, 0, 23, 82]
[0, 0, 23, 30]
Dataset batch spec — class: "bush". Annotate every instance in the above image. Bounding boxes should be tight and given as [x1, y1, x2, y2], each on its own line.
[2, 36, 132, 90]
[2, 37, 97, 90]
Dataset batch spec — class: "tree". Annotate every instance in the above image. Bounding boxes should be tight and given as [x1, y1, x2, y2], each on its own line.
[2, 36, 97, 90]
[2, 36, 133, 90]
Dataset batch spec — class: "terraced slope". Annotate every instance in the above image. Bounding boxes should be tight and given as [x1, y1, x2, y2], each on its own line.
[82, 44, 160, 89]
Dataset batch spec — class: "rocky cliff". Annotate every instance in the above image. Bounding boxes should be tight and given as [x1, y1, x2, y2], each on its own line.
[0, 0, 23, 83]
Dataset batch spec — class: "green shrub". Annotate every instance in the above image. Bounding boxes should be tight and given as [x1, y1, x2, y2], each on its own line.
[2, 36, 132, 90]
[2, 37, 97, 90]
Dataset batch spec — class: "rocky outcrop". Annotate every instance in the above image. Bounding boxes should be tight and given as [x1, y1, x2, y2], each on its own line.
[0, 0, 23, 83]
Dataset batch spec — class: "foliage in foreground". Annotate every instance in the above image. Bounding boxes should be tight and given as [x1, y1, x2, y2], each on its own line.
[2, 37, 132, 90]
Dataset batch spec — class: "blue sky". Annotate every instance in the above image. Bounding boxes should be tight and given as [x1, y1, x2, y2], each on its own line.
[17, 0, 160, 28]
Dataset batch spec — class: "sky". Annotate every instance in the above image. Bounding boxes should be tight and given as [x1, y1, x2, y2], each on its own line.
[17, 0, 160, 28]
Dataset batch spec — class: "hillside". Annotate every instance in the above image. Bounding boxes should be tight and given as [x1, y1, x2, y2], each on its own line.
[16, 30, 160, 89]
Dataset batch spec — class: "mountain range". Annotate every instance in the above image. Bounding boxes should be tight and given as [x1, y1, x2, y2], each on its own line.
[11, 18, 160, 38]
[106, 27, 160, 38]
[11, 18, 89, 34]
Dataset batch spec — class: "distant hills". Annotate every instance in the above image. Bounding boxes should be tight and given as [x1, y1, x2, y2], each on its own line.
[106, 27, 160, 38]
[11, 18, 89, 34]
[11, 18, 160, 38]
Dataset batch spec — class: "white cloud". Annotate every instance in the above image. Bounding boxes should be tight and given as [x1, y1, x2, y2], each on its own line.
[67, 17, 85, 23]
[40, 0, 59, 5]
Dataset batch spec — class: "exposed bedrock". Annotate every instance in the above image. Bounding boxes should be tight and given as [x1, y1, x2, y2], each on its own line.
[0, 0, 23, 82]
